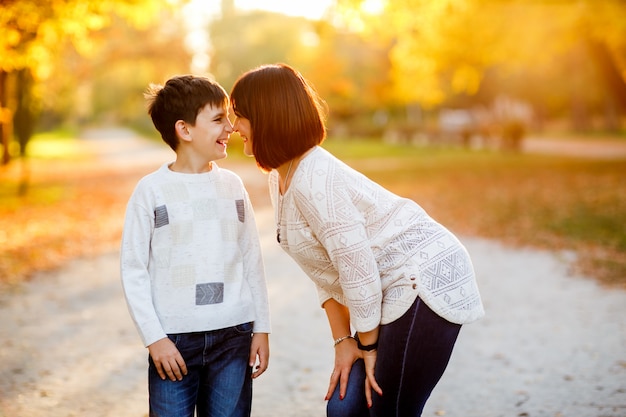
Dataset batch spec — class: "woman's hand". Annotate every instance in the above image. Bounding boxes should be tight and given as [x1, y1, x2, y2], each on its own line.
[325, 336, 360, 401]
[363, 349, 383, 408]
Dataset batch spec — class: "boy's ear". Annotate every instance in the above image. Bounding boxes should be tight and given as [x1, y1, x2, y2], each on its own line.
[175, 120, 192, 142]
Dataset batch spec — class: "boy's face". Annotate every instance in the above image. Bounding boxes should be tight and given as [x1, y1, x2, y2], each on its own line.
[186, 104, 233, 162]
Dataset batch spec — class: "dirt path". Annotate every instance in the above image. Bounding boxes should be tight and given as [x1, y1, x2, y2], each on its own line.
[523, 136, 626, 159]
[0, 130, 624, 416]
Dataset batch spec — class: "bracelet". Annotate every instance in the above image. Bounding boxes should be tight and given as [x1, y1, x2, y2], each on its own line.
[333, 335, 354, 347]
[357, 339, 378, 351]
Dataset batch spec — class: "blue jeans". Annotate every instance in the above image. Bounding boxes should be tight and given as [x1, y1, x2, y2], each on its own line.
[148, 322, 253, 417]
[327, 298, 461, 417]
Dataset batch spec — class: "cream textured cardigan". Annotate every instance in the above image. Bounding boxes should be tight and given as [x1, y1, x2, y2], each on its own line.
[270, 147, 483, 332]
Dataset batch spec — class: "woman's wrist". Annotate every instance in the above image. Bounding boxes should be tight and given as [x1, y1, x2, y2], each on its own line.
[333, 335, 354, 347]
[355, 332, 379, 351]
[356, 339, 378, 351]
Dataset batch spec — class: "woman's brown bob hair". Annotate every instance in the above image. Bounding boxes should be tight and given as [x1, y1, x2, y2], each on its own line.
[230, 63, 327, 171]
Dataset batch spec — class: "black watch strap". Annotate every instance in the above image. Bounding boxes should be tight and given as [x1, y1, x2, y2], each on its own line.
[357, 339, 378, 351]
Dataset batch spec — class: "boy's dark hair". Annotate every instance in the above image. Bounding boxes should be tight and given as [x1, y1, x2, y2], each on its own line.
[230, 63, 326, 171]
[145, 75, 229, 151]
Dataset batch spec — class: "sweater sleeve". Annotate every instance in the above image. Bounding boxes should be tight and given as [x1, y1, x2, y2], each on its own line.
[293, 167, 383, 332]
[120, 187, 167, 347]
[241, 188, 271, 334]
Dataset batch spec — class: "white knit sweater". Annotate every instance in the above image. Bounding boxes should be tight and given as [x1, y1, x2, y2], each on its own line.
[121, 163, 270, 347]
[270, 147, 483, 332]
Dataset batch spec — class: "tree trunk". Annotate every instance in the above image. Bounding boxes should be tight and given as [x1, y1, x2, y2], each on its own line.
[603, 96, 620, 132]
[14, 68, 36, 157]
[586, 38, 626, 131]
[0, 70, 11, 165]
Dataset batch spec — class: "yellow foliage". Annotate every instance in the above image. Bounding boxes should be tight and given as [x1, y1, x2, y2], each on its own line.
[337, 0, 626, 106]
[451, 65, 482, 96]
[0, 0, 165, 77]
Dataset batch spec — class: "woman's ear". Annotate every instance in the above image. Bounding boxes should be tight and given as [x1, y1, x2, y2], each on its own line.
[175, 120, 192, 143]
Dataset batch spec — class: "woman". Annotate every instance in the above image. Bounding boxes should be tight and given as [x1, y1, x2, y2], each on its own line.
[230, 63, 484, 416]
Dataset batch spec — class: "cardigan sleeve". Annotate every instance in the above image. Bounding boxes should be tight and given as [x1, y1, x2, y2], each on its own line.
[292, 168, 383, 332]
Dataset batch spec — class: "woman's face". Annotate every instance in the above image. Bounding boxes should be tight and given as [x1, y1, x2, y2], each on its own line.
[233, 115, 253, 157]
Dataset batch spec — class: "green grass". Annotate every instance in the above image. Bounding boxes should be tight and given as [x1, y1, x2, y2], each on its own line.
[26, 128, 84, 160]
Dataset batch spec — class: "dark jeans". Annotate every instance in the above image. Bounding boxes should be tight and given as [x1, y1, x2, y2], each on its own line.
[148, 322, 253, 417]
[327, 298, 461, 417]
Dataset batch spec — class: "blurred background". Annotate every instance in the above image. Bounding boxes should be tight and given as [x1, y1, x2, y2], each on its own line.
[2, 0, 625, 159]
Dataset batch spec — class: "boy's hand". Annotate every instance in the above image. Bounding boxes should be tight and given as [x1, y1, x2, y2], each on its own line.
[148, 337, 188, 381]
[249, 333, 269, 379]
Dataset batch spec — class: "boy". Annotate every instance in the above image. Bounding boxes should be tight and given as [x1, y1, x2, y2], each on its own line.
[120, 75, 270, 417]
